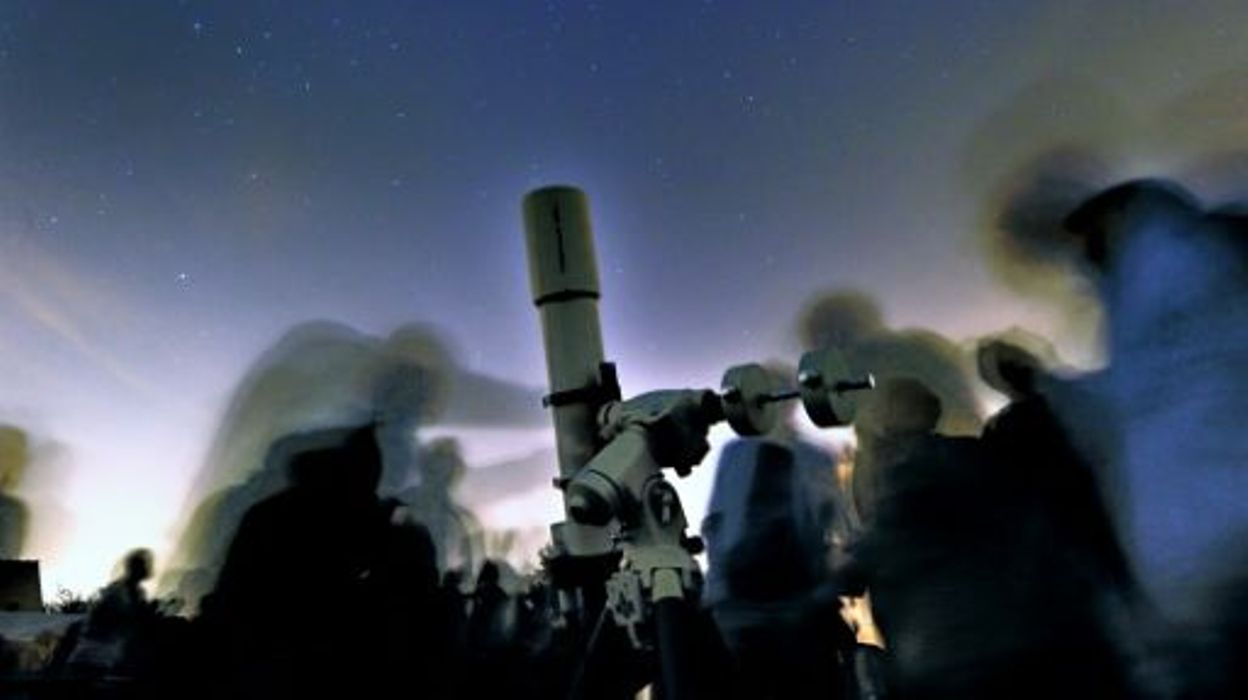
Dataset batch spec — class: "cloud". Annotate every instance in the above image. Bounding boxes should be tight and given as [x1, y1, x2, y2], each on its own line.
[0, 231, 156, 396]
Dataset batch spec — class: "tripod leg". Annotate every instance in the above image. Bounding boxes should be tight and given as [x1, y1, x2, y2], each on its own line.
[654, 596, 703, 700]
[568, 605, 644, 700]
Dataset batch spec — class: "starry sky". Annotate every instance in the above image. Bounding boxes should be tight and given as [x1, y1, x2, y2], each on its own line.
[3, 0, 1248, 594]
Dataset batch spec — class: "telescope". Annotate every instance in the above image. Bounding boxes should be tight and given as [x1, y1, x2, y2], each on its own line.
[523, 186, 872, 699]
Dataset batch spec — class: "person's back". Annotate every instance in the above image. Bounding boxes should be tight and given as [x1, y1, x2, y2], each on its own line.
[852, 377, 1112, 699]
[984, 394, 1135, 603]
[705, 440, 829, 602]
[205, 424, 393, 697]
[365, 510, 452, 696]
[67, 549, 155, 676]
[1064, 182, 1248, 628]
[703, 437, 854, 700]
[861, 431, 1083, 699]
[977, 336, 1136, 614]
[466, 561, 510, 656]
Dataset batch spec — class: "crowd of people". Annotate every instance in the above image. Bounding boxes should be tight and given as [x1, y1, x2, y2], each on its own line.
[2, 425, 569, 699]
[0, 176, 1245, 699]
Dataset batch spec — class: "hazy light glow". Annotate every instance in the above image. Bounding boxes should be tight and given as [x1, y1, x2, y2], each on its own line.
[2, 1, 1247, 596]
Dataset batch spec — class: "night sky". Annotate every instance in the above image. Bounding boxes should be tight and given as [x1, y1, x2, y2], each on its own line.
[3, 1, 1247, 593]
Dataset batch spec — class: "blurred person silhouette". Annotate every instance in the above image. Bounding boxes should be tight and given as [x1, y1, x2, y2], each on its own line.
[847, 377, 1124, 700]
[466, 561, 510, 650]
[462, 559, 515, 697]
[394, 437, 481, 573]
[168, 320, 542, 605]
[1199, 549, 1248, 699]
[796, 292, 983, 533]
[977, 335, 1136, 695]
[440, 567, 469, 639]
[0, 426, 31, 558]
[368, 503, 452, 697]
[433, 568, 470, 693]
[798, 291, 983, 441]
[978, 335, 1135, 591]
[1060, 180, 1248, 696]
[702, 373, 857, 700]
[512, 575, 559, 693]
[64, 548, 157, 678]
[203, 423, 440, 698]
